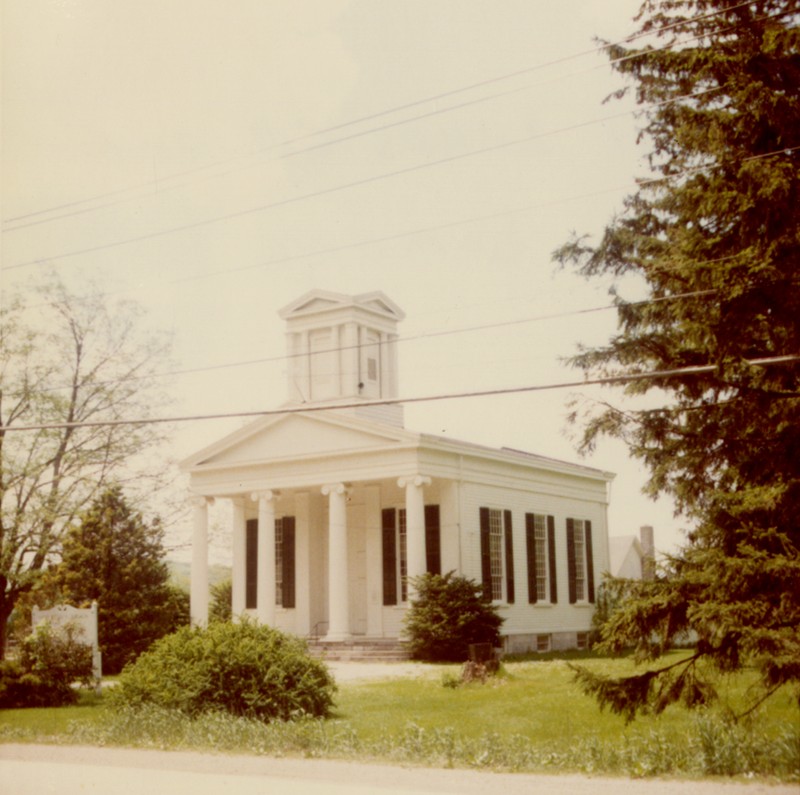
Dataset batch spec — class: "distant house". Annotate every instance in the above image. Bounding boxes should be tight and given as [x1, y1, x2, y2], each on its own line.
[181, 290, 615, 653]
[609, 525, 656, 581]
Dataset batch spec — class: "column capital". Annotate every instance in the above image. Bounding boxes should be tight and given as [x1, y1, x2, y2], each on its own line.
[189, 494, 215, 508]
[250, 490, 276, 503]
[321, 483, 347, 497]
[397, 475, 431, 489]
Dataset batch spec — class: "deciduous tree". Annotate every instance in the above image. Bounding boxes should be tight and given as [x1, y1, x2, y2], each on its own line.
[0, 278, 172, 657]
[555, 0, 799, 718]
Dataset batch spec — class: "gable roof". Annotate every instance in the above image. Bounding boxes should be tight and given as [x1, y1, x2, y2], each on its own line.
[179, 410, 420, 471]
[180, 406, 613, 487]
[278, 289, 405, 323]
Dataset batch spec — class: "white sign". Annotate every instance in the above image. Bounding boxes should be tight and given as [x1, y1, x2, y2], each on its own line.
[32, 602, 102, 684]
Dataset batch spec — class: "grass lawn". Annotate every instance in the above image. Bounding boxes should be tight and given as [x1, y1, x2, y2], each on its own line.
[337, 653, 797, 744]
[1, 652, 797, 780]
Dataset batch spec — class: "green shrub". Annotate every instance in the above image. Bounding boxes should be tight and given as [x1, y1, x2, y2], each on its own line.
[0, 623, 94, 708]
[108, 619, 336, 722]
[209, 579, 232, 623]
[403, 572, 504, 662]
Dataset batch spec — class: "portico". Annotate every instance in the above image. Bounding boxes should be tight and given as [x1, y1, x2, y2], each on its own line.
[187, 443, 449, 642]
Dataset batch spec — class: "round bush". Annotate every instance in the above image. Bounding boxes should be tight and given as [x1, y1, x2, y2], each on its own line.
[108, 620, 336, 722]
[0, 623, 95, 708]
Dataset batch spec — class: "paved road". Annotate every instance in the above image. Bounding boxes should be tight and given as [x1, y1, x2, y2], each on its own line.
[1, 744, 796, 795]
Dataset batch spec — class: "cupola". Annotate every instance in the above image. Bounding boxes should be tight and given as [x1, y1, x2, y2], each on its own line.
[278, 290, 405, 427]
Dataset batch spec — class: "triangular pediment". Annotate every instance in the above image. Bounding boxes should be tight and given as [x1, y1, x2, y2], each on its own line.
[181, 411, 418, 471]
[279, 289, 404, 322]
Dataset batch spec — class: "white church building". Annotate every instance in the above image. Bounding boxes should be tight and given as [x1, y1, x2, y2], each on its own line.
[181, 290, 614, 654]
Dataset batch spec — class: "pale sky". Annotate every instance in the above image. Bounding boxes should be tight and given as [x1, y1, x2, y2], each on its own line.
[2, 0, 687, 562]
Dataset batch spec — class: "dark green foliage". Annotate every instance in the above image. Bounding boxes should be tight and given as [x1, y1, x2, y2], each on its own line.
[108, 620, 336, 722]
[53, 486, 188, 674]
[0, 623, 94, 708]
[403, 572, 504, 662]
[571, 654, 717, 723]
[589, 576, 627, 646]
[556, 0, 800, 718]
[209, 578, 232, 623]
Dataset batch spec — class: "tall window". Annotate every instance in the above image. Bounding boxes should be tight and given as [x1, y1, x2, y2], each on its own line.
[398, 508, 408, 602]
[489, 509, 503, 600]
[275, 518, 284, 605]
[246, 519, 258, 609]
[277, 516, 295, 608]
[567, 518, 594, 604]
[573, 521, 586, 600]
[244, 516, 296, 610]
[382, 505, 441, 605]
[526, 513, 557, 604]
[479, 507, 515, 603]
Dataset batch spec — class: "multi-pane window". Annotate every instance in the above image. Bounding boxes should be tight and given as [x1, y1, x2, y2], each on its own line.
[479, 507, 515, 603]
[526, 513, 557, 605]
[567, 517, 594, 604]
[573, 519, 586, 601]
[533, 514, 547, 600]
[488, 509, 504, 601]
[382, 505, 441, 606]
[245, 516, 295, 611]
[398, 508, 408, 602]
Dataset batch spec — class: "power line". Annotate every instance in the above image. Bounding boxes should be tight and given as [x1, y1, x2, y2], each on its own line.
[2, 1, 756, 231]
[20, 288, 720, 396]
[4, 355, 797, 433]
[5, 139, 796, 275]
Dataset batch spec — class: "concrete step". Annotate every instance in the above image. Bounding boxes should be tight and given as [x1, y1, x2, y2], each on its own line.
[308, 639, 411, 662]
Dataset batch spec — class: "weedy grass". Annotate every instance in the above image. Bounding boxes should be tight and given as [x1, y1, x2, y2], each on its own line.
[0, 652, 797, 780]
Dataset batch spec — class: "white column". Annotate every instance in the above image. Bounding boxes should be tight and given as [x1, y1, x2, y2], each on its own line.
[252, 491, 276, 626]
[190, 495, 214, 627]
[399, 476, 431, 594]
[322, 483, 349, 641]
[231, 498, 246, 620]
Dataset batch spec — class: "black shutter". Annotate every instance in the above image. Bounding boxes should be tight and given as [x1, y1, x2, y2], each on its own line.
[547, 515, 558, 604]
[282, 516, 296, 609]
[585, 520, 595, 604]
[504, 510, 515, 604]
[382, 508, 397, 606]
[246, 518, 258, 609]
[424, 504, 441, 576]
[479, 507, 492, 598]
[525, 514, 537, 604]
[566, 518, 577, 604]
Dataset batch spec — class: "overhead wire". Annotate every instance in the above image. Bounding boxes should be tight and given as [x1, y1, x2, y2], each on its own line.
[1, 0, 758, 231]
[14, 282, 794, 397]
[4, 355, 798, 433]
[4, 138, 796, 275]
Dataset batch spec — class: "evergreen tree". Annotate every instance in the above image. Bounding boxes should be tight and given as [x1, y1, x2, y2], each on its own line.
[556, 0, 799, 719]
[54, 486, 187, 674]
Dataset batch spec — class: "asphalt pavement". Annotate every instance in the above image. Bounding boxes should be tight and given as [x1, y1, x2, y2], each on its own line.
[1, 744, 796, 795]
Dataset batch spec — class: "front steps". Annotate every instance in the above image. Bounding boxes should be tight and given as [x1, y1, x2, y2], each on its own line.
[308, 638, 411, 662]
